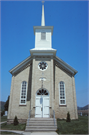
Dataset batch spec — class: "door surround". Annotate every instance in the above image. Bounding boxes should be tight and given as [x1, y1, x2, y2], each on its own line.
[35, 88, 50, 118]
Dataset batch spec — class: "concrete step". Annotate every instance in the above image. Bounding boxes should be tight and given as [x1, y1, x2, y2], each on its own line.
[25, 129, 57, 132]
[27, 122, 57, 126]
[25, 127, 57, 132]
[28, 118, 54, 121]
[26, 125, 57, 128]
[25, 118, 57, 132]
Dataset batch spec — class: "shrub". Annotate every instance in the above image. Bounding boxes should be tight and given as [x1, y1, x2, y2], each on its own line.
[66, 111, 71, 122]
[14, 116, 19, 125]
[1, 110, 5, 117]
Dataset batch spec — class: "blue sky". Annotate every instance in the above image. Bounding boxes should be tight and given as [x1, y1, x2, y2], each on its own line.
[1, 1, 88, 107]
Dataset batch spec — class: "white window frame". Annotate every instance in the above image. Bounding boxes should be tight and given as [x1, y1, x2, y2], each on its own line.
[41, 32, 46, 40]
[19, 81, 27, 105]
[59, 81, 66, 105]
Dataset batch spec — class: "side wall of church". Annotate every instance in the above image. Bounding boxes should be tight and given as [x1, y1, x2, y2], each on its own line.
[54, 65, 78, 119]
[8, 65, 32, 120]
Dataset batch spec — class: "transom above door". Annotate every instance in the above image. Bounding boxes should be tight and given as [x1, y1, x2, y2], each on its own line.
[35, 89, 49, 118]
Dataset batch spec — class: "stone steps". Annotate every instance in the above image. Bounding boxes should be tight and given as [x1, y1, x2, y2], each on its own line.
[28, 122, 56, 126]
[25, 118, 57, 132]
[27, 118, 54, 121]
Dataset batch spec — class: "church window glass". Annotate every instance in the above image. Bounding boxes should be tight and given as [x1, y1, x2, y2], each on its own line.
[38, 61, 48, 71]
[37, 89, 49, 96]
[20, 81, 27, 104]
[41, 32, 46, 40]
[59, 81, 66, 105]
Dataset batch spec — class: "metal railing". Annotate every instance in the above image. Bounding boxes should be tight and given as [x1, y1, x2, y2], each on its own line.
[53, 110, 56, 126]
[27, 107, 56, 126]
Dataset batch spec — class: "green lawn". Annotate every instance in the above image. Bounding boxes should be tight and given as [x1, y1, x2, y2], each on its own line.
[1, 122, 26, 131]
[56, 115, 88, 134]
[0, 116, 7, 122]
[1, 116, 88, 134]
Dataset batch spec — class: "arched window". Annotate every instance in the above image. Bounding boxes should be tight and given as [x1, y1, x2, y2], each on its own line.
[20, 81, 27, 104]
[59, 81, 66, 105]
[36, 89, 49, 96]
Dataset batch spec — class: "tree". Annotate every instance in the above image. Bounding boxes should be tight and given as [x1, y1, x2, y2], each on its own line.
[4, 96, 10, 111]
[1, 110, 5, 117]
[14, 116, 19, 125]
[66, 112, 71, 122]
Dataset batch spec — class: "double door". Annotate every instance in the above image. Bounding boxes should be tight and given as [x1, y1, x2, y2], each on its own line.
[35, 96, 49, 117]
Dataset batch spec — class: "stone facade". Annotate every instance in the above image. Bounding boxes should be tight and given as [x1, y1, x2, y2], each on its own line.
[8, 56, 78, 123]
[8, 65, 32, 120]
[54, 63, 78, 119]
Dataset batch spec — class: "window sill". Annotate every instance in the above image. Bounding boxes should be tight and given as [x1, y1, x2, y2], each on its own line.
[19, 104, 27, 106]
[59, 105, 67, 107]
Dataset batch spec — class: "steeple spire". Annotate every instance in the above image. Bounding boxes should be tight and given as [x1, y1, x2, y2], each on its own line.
[41, 1, 45, 26]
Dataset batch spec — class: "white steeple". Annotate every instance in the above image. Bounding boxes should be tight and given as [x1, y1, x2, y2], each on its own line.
[30, 2, 57, 56]
[41, 1, 45, 26]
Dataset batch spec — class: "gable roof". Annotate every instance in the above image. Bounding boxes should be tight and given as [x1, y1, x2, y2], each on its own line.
[54, 56, 78, 75]
[9, 56, 32, 75]
[9, 55, 77, 76]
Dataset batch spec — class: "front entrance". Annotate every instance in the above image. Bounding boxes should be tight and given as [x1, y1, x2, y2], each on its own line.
[35, 89, 49, 118]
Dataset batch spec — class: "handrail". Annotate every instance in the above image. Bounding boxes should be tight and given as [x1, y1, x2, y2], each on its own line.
[53, 110, 56, 126]
[29, 110, 32, 118]
[27, 110, 32, 126]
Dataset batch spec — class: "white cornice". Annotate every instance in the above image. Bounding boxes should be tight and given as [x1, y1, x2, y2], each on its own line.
[54, 56, 78, 75]
[30, 48, 56, 56]
[9, 56, 32, 74]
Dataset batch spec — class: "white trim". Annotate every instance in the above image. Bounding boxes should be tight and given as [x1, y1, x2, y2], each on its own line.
[33, 53, 54, 56]
[9, 56, 32, 74]
[55, 56, 78, 75]
[59, 81, 66, 105]
[19, 81, 27, 105]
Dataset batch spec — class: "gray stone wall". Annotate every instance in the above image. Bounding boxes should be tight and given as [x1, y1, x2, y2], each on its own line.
[54, 64, 78, 119]
[8, 56, 78, 120]
[8, 65, 32, 120]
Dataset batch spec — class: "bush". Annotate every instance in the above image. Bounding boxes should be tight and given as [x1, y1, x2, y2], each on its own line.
[1, 110, 5, 117]
[14, 116, 19, 126]
[66, 111, 71, 122]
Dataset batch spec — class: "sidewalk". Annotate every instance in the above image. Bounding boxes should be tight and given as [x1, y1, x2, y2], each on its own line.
[29, 132, 58, 135]
[0, 130, 58, 135]
[0, 129, 24, 134]
[0, 121, 7, 124]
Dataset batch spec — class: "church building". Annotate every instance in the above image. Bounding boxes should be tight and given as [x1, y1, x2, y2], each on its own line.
[8, 3, 78, 131]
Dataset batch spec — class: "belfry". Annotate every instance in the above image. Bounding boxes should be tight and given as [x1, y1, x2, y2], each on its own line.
[8, 2, 78, 131]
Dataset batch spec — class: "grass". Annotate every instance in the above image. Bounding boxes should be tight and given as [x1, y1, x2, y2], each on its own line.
[1, 122, 26, 131]
[0, 116, 7, 122]
[56, 115, 88, 134]
[1, 116, 88, 134]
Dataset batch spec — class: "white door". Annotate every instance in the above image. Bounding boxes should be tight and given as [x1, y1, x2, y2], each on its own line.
[43, 97, 49, 117]
[35, 97, 42, 117]
[35, 89, 49, 118]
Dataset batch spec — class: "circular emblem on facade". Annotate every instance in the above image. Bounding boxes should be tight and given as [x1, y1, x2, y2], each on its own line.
[38, 61, 48, 71]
